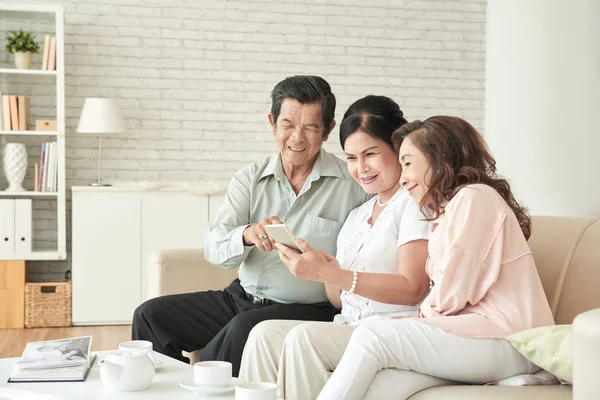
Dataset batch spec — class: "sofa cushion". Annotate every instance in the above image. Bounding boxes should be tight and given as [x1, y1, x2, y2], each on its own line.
[495, 369, 559, 386]
[507, 325, 572, 383]
[552, 220, 600, 324]
[409, 385, 572, 400]
[527, 217, 597, 322]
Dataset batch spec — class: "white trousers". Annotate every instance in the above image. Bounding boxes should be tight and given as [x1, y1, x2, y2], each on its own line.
[240, 319, 536, 400]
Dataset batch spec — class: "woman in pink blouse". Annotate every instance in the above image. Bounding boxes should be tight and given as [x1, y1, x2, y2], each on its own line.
[316, 116, 555, 399]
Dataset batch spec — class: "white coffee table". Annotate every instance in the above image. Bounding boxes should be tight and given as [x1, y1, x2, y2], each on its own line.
[0, 350, 236, 399]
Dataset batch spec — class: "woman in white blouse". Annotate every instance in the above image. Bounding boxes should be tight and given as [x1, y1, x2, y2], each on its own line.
[238, 95, 431, 399]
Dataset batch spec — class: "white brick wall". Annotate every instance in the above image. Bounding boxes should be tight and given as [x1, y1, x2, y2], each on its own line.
[0, 0, 486, 280]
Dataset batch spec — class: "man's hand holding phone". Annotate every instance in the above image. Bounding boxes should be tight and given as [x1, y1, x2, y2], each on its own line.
[242, 216, 284, 252]
[264, 224, 304, 253]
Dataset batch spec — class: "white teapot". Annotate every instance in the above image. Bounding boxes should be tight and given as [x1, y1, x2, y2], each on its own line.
[99, 350, 155, 392]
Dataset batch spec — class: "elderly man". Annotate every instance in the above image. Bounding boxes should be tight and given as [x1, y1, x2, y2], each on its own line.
[132, 75, 369, 375]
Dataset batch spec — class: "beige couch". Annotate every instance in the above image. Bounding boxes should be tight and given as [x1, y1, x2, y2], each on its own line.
[148, 216, 600, 399]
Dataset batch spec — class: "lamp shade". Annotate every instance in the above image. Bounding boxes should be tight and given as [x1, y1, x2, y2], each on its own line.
[76, 98, 126, 134]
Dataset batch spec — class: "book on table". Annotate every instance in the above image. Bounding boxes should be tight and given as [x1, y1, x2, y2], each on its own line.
[7, 336, 96, 383]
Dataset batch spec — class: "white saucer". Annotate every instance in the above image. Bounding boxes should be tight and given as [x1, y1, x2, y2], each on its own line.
[180, 377, 240, 395]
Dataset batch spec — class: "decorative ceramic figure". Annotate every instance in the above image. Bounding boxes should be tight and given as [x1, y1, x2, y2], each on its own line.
[3, 143, 27, 192]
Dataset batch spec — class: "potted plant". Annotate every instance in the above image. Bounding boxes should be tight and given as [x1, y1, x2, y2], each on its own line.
[5, 29, 40, 70]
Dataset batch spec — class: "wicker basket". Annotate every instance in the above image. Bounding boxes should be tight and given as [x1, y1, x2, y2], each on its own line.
[25, 281, 72, 328]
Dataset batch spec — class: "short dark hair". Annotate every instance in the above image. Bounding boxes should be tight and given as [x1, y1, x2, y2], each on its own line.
[271, 75, 336, 134]
[339, 95, 407, 150]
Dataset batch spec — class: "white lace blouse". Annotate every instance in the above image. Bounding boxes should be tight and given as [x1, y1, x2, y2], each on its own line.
[333, 188, 430, 325]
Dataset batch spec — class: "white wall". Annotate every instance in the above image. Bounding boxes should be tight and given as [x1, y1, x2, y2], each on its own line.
[485, 0, 600, 218]
[0, 0, 487, 280]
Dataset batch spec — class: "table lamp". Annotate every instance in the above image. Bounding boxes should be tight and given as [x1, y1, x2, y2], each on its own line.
[76, 98, 125, 186]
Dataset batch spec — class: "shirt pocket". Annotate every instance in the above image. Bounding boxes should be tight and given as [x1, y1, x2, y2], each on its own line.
[304, 214, 343, 232]
[300, 215, 344, 253]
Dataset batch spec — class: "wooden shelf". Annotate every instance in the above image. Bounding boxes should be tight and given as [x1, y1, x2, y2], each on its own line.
[0, 68, 56, 76]
[0, 4, 62, 14]
[0, 191, 58, 198]
[1, 251, 65, 261]
[0, 130, 58, 136]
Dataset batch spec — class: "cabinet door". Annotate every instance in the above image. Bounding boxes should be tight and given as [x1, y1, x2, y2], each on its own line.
[72, 191, 141, 325]
[0, 200, 15, 257]
[208, 195, 225, 221]
[141, 192, 209, 301]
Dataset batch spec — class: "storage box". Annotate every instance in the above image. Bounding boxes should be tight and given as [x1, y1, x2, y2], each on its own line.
[25, 281, 72, 328]
[35, 119, 57, 131]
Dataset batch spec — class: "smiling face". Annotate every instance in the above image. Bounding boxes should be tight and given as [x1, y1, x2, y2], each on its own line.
[269, 98, 331, 171]
[399, 135, 433, 205]
[344, 129, 401, 197]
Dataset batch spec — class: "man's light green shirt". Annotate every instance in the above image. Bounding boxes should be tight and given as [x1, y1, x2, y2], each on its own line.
[204, 149, 370, 304]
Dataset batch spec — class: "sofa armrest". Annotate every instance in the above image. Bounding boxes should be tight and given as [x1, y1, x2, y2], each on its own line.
[147, 248, 238, 299]
[573, 308, 600, 400]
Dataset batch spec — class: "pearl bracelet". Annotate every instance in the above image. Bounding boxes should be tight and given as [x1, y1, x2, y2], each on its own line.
[347, 270, 358, 294]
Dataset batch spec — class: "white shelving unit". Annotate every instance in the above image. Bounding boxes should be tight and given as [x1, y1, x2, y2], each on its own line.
[0, 68, 57, 76]
[0, 4, 65, 261]
[0, 130, 58, 136]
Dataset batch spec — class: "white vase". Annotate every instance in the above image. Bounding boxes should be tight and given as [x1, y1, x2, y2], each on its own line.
[3, 143, 27, 192]
[14, 51, 33, 69]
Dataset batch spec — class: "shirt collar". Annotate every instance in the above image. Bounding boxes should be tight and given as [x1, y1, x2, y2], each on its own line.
[259, 148, 345, 182]
[259, 153, 282, 181]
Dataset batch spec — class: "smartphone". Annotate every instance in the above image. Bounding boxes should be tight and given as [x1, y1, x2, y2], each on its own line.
[264, 224, 304, 253]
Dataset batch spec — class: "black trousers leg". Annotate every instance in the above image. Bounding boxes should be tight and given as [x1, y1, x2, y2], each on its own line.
[132, 286, 238, 363]
[200, 281, 337, 376]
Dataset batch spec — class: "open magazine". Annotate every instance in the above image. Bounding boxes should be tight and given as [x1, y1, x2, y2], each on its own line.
[8, 336, 96, 383]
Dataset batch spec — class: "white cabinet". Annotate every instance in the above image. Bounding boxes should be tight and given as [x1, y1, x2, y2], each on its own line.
[0, 199, 33, 258]
[72, 192, 140, 325]
[71, 187, 224, 325]
[140, 193, 208, 301]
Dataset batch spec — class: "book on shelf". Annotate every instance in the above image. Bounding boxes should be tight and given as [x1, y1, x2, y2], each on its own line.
[7, 336, 96, 383]
[41, 35, 57, 71]
[42, 35, 51, 70]
[34, 162, 39, 192]
[0, 94, 31, 131]
[9, 95, 18, 130]
[1, 94, 10, 130]
[48, 37, 57, 71]
[36, 141, 58, 192]
[18, 96, 30, 131]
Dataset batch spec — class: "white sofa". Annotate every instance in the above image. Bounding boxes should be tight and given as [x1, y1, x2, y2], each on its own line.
[147, 216, 600, 399]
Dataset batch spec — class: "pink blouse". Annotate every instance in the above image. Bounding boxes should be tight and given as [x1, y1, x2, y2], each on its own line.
[418, 184, 554, 339]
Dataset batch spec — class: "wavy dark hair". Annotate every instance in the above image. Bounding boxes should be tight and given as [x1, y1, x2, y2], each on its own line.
[392, 116, 531, 239]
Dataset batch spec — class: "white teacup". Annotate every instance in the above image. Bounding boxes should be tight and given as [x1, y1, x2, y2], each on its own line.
[235, 382, 278, 400]
[194, 361, 232, 388]
[118, 340, 152, 355]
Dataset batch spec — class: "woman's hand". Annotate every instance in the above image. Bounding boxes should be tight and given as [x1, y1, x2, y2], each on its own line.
[276, 239, 340, 282]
